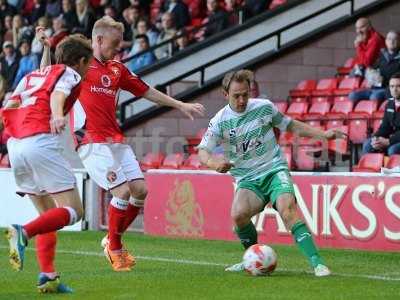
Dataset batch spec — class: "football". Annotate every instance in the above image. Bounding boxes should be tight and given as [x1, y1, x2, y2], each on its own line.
[243, 244, 277, 276]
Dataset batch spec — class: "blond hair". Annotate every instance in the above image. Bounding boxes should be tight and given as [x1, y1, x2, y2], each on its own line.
[92, 16, 124, 39]
[222, 69, 254, 92]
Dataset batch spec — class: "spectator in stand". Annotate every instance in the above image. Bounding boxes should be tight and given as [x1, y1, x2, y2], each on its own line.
[49, 16, 69, 52]
[362, 73, 400, 155]
[155, 12, 177, 59]
[349, 30, 400, 103]
[120, 7, 137, 50]
[162, 0, 190, 30]
[61, 0, 78, 32]
[74, 0, 95, 38]
[46, 0, 62, 18]
[31, 16, 52, 56]
[129, 0, 150, 18]
[12, 14, 34, 48]
[204, 0, 229, 38]
[350, 18, 385, 77]
[0, 0, 16, 21]
[129, 18, 158, 54]
[225, 0, 244, 25]
[28, 0, 46, 24]
[104, 4, 118, 20]
[2, 14, 14, 43]
[126, 34, 157, 73]
[0, 41, 20, 92]
[0, 75, 6, 104]
[244, 0, 272, 18]
[12, 39, 38, 88]
[173, 29, 191, 53]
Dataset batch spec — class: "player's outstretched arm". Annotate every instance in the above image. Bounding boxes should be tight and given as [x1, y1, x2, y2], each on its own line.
[198, 149, 233, 173]
[50, 91, 68, 134]
[143, 87, 205, 120]
[287, 120, 346, 140]
[36, 26, 51, 68]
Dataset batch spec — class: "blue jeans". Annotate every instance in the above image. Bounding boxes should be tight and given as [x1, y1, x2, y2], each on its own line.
[348, 88, 387, 103]
[362, 138, 400, 155]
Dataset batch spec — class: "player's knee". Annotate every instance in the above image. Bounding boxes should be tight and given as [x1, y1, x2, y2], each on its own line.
[65, 206, 83, 225]
[132, 185, 148, 201]
[231, 211, 251, 227]
[278, 203, 297, 227]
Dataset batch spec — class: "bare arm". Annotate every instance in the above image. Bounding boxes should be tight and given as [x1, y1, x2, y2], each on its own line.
[287, 120, 346, 140]
[198, 148, 233, 173]
[143, 87, 205, 120]
[36, 26, 51, 68]
[50, 91, 67, 134]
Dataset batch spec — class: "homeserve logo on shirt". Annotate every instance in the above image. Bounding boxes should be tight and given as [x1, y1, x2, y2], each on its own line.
[90, 86, 116, 95]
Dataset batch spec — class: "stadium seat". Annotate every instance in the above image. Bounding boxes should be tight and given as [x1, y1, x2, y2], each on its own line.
[326, 119, 345, 129]
[333, 77, 361, 96]
[286, 102, 308, 120]
[291, 97, 308, 103]
[0, 154, 10, 168]
[337, 57, 355, 76]
[310, 96, 329, 104]
[326, 100, 353, 120]
[140, 152, 165, 171]
[311, 78, 339, 97]
[159, 153, 184, 169]
[333, 96, 350, 104]
[372, 100, 388, 120]
[274, 101, 288, 114]
[181, 153, 208, 170]
[278, 131, 294, 146]
[385, 155, 400, 169]
[353, 153, 384, 172]
[327, 125, 349, 155]
[295, 146, 321, 170]
[303, 101, 330, 121]
[372, 119, 382, 133]
[348, 100, 378, 144]
[185, 128, 207, 154]
[289, 80, 316, 98]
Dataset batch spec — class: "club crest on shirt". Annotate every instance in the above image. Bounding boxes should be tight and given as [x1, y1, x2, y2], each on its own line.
[111, 67, 120, 76]
[101, 75, 111, 88]
[106, 171, 117, 183]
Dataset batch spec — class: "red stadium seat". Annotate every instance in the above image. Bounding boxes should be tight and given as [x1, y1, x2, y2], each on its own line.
[274, 101, 288, 114]
[326, 100, 353, 120]
[310, 96, 329, 104]
[311, 78, 339, 97]
[181, 154, 208, 170]
[303, 101, 330, 121]
[281, 146, 293, 170]
[140, 153, 165, 171]
[327, 125, 349, 155]
[372, 100, 388, 120]
[286, 102, 308, 120]
[326, 119, 345, 129]
[291, 97, 308, 103]
[278, 131, 294, 146]
[289, 80, 316, 98]
[295, 146, 321, 170]
[348, 100, 378, 143]
[185, 128, 207, 154]
[353, 153, 384, 172]
[159, 153, 184, 169]
[337, 57, 355, 76]
[349, 100, 378, 118]
[372, 119, 382, 133]
[333, 77, 361, 96]
[333, 96, 350, 104]
[385, 155, 400, 169]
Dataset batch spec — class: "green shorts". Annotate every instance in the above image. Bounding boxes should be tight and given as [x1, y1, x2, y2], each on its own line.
[237, 169, 295, 207]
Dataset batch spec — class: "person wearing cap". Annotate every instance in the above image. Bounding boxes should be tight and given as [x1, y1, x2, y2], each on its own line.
[12, 40, 39, 89]
[0, 41, 20, 92]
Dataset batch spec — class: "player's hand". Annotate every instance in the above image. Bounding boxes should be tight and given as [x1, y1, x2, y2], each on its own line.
[50, 116, 67, 134]
[179, 103, 205, 120]
[324, 129, 347, 140]
[209, 157, 233, 173]
[35, 26, 50, 47]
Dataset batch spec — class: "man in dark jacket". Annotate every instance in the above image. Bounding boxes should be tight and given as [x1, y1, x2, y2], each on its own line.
[0, 41, 20, 92]
[204, 0, 229, 38]
[162, 0, 190, 29]
[362, 73, 400, 155]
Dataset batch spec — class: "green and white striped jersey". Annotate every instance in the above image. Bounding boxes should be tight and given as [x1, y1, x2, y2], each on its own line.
[198, 98, 292, 182]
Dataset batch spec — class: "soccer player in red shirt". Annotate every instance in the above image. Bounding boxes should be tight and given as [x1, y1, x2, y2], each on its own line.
[2, 35, 93, 293]
[39, 16, 205, 272]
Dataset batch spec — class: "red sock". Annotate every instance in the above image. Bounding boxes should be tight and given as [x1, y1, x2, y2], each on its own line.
[108, 205, 127, 251]
[24, 208, 71, 239]
[121, 203, 141, 232]
[36, 232, 57, 273]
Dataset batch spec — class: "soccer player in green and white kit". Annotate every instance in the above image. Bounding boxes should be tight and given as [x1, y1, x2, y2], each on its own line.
[198, 70, 345, 277]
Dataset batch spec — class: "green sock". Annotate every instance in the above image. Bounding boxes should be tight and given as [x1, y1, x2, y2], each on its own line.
[235, 222, 258, 249]
[291, 221, 324, 268]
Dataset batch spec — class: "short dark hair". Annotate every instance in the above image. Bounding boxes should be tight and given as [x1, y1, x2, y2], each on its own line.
[55, 34, 92, 66]
[390, 73, 400, 81]
[135, 34, 149, 45]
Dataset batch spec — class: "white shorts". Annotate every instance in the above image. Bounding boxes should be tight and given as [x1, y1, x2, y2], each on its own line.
[78, 143, 143, 190]
[7, 134, 76, 195]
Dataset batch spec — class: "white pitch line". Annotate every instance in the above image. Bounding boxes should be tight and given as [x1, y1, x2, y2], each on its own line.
[1, 246, 400, 282]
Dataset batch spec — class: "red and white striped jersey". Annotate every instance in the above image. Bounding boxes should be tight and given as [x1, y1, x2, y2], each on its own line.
[3, 64, 81, 139]
[71, 58, 149, 146]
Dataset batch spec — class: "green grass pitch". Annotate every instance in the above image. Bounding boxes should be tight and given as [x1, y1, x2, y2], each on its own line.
[0, 231, 399, 300]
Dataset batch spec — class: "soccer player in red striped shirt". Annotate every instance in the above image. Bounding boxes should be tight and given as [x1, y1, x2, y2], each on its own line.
[2, 34, 92, 293]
